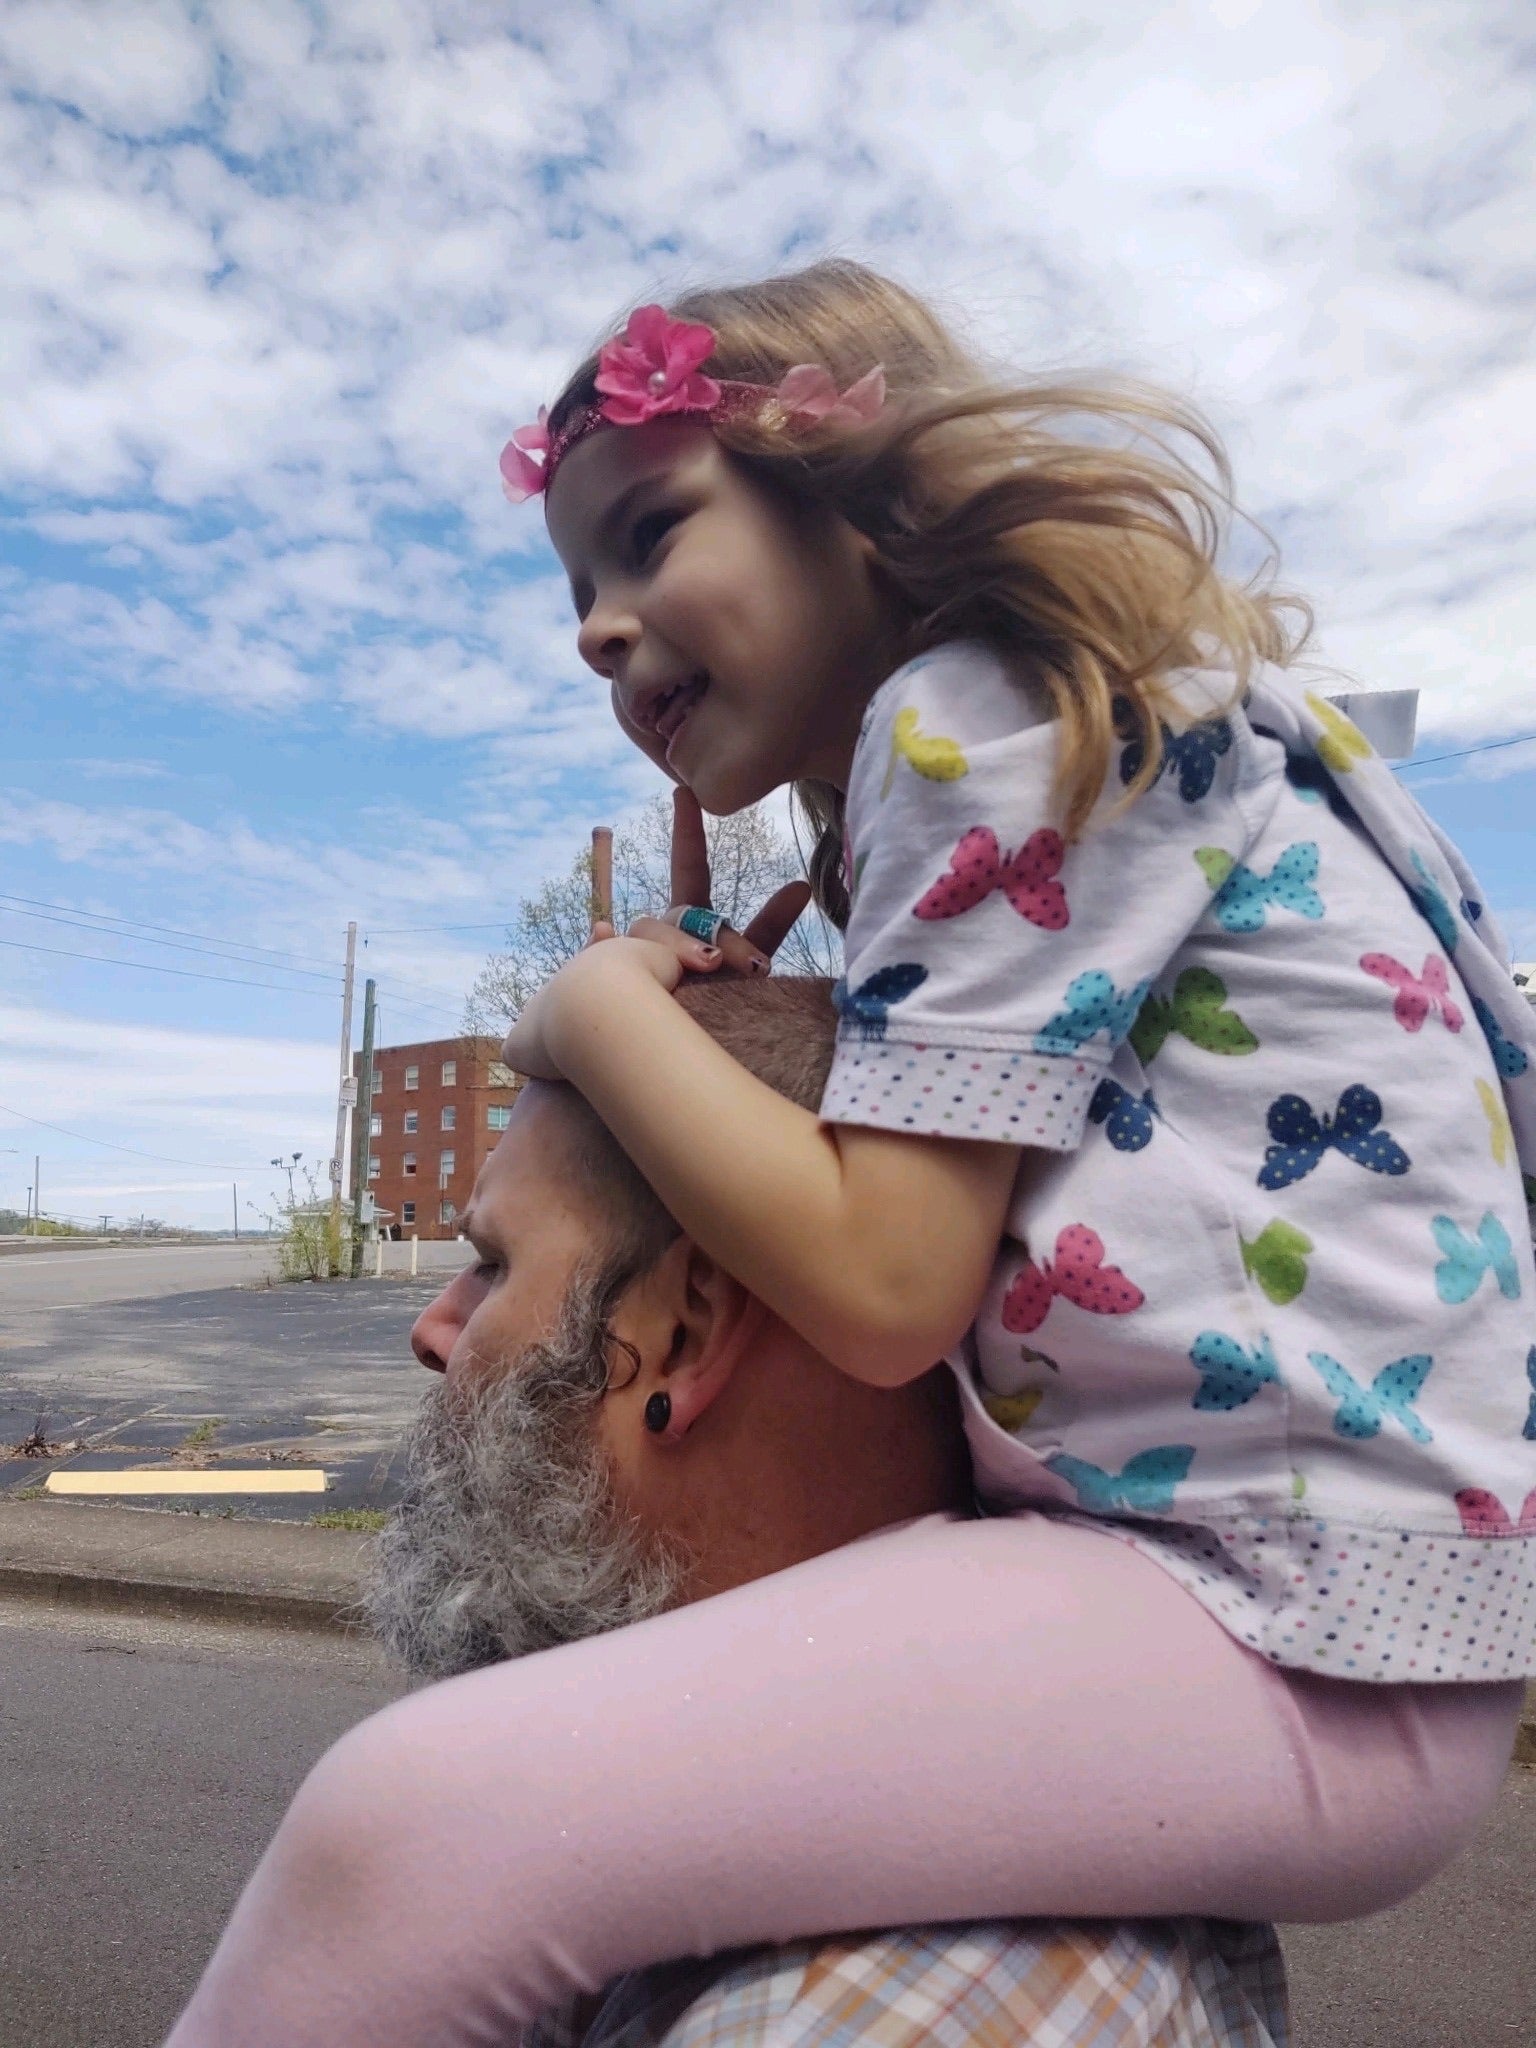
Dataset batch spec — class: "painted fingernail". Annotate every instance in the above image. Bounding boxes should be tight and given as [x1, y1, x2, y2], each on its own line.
[697, 945, 721, 963]
[748, 955, 771, 976]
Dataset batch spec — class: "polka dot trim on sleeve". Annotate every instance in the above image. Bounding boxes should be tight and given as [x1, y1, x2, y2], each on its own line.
[1100, 1514, 1536, 1683]
[820, 1038, 1100, 1149]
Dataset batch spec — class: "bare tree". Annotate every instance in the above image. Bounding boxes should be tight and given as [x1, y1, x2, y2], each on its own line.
[464, 796, 840, 1034]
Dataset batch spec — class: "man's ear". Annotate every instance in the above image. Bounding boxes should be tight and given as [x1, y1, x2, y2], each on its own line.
[608, 1236, 765, 1442]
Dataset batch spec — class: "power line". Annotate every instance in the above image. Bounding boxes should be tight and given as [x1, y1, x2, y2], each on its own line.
[0, 891, 345, 974]
[0, 1100, 275, 1171]
[0, 902, 343, 983]
[0, 933, 346, 995]
[1393, 730, 1536, 773]
[366, 920, 511, 934]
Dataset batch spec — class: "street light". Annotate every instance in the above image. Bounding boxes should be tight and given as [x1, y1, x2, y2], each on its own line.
[270, 1152, 303, 1205]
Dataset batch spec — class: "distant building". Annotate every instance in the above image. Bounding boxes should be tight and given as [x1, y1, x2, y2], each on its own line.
[351, 1037, 521, 1240]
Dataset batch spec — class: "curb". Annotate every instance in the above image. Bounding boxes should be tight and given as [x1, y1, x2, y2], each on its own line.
[0, 1561, 361, 1636]
[0, 1499, 370, 1638]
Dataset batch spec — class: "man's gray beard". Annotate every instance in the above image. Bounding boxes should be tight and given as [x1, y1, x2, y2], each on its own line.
[359, 1269, 690, 1682]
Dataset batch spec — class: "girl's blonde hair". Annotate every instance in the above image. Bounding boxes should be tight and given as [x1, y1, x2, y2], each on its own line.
[547, 259, 1310, 928]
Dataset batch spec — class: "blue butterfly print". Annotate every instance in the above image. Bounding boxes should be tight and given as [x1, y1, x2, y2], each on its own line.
[1046, 1445, 1195, 1515]
[1282, 753, 1352, 818]
[1088, 1078, 1157, 1153]
[1034, 971, 1152, 1057]
[1471, 997, 1530, 1079]
[1524, 1346, 1536, 1443]
[832, 963, 928, 1043]
[1188, 1331, 1281, 1412]
[1431, 1211, 1522, 1305]
[1199, 842, 1324, 935]
[1409, 849, 1459, 955]
[1462, 896, 1483, 925]
[1118, 711, 1233, 803]
[1258, 1084, 1410, 1191]
[1308, 1350, 1434, 1445]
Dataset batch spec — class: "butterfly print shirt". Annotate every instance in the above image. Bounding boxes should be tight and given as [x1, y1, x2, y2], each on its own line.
[822, 641, 1536, 1682]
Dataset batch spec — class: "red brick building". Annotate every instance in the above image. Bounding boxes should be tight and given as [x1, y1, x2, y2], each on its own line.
[351, 1037, 521, 1240]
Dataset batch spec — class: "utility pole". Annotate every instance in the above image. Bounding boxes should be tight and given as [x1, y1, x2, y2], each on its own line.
[232, 1184, 239, 1240]
[349, 978, 377, 1278]
[329, 921, 358, 1277]
[590, 826, 613, 932]
[32, 1155, 39, 1235]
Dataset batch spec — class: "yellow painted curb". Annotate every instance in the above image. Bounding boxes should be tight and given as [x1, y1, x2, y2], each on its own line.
[45, 1470, 328, 1496]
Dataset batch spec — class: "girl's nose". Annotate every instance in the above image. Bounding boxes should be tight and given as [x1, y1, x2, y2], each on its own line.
[576, 590, 640, 680]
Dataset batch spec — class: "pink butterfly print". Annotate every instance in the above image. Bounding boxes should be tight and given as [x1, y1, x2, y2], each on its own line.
[1453, 1486, 1536, 1538]
[1000, 1224, 1146, 1335]
[913, 826, 1069, 930]
[1359, 952, 1464, 1034]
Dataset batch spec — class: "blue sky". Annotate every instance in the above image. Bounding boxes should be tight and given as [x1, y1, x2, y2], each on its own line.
[2, 0, 1533, 1229]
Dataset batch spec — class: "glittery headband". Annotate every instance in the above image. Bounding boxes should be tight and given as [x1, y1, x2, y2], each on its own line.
[500, 304, 885, 505]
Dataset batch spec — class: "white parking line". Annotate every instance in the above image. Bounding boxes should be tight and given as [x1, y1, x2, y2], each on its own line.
[46, 1470, 328, 1495]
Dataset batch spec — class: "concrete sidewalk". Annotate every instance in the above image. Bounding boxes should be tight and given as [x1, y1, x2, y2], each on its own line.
[0, 1497, 373, 1634]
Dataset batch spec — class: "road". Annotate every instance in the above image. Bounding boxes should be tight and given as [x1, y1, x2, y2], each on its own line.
[1, 1594, 1531, 2048]
[0, 1237, 466, 1313]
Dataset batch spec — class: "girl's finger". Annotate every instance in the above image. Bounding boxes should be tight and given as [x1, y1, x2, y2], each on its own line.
[741, 880, 813, 962]
[626, 915, 731, 974]
[669, 787, 712, 909]
[635, 912, 770, 979]
[584, 919, 617, 948]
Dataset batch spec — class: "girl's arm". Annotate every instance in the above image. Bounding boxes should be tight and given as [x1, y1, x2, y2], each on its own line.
[539, 936, 1017, 1390]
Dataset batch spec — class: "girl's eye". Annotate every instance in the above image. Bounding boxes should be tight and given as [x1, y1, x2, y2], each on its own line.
[473, 1260, 499, 1284]
[631, 509, 679, 563]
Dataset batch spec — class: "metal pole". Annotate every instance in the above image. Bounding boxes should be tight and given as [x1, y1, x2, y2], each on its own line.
[233, 1184, 239, 1240]
[329, 922, 358, 1274]
[349, 978, 377, 1278]
[410, 1234, 419, 1278]
[591, 827, 613, 933]
[33, 1156, 39, 1235]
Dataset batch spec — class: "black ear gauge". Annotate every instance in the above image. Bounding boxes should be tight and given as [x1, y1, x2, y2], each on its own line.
[644, 1392, 672, 1435]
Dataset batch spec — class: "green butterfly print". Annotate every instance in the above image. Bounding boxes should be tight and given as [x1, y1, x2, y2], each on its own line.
[1239, 1219, 1313, 1305]
[1129, 967, 1259, 1066]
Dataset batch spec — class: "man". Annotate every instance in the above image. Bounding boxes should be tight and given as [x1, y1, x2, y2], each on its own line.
[166, 977, 1287, 2048]
[367, 975, 1287, 2048]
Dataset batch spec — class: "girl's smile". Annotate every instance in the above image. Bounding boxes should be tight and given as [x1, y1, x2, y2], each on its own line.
[545, 416, 907, 813]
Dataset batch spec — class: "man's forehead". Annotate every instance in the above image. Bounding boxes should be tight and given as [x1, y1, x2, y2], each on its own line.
[466, 1083, 585, 1231]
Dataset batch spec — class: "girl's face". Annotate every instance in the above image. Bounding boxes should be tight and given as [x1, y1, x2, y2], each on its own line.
[546, 417, 906, 811]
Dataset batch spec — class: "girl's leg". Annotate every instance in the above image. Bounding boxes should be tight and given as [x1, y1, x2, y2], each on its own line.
[164, 1511, 1521, 2047]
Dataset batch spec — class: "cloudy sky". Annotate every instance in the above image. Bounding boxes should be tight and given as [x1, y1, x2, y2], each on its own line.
[2, 0, 1533, 1229]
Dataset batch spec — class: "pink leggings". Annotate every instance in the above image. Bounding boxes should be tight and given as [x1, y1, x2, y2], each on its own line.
[164, 1512, 1522, 2046]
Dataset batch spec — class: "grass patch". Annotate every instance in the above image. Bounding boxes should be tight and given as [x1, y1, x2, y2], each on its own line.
[178, 1419, 222, 1451]
[310, 1507, 388, 1532]
[11, 1483, 48, 1501]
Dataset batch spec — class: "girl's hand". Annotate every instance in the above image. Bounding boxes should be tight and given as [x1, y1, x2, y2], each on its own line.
[499, 934, 693, 1081]
[616, 789, 811, 979]
[500, 789, 816, 1078]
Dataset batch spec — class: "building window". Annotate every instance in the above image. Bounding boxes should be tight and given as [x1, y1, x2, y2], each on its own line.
[403, 1152, 417, 1177]
[439, 1199, 456, 1225]
[401, 1201, 416, 1226]
[367, 1156, 380, 1181]
[404, 1064, 419, 1091]
[488, 1060, 516, 1087]
[441, 1060, 457, 1087]
[403, 1112, 418, 1135]
[440, 1104, 456, 1131]
[487, 1105, 511, 1132]
[371, 1068, 383, 1093]
[369, 1114, 381, 1138]
[438, 1150, 456, 1180]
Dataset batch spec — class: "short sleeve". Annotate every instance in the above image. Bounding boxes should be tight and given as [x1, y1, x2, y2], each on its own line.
[820, 642, 1259, 1149]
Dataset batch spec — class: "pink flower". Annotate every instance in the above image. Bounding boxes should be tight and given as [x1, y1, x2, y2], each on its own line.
[595, 305, 721, 426]
[774, 363, 886, 428]
[500, 408, 550, 502]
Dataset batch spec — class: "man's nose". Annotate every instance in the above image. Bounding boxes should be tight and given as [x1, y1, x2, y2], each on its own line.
[410, 1290, 457, 1374]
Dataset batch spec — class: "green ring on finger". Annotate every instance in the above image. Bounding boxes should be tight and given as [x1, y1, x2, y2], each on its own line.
[673, 905, 729, 946]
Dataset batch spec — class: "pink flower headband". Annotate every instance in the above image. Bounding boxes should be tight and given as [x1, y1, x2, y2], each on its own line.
[500, 304, 886, 504]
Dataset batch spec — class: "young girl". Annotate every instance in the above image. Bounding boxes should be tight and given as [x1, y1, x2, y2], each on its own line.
[168, 262, 1535, 2046]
